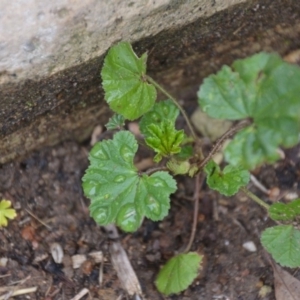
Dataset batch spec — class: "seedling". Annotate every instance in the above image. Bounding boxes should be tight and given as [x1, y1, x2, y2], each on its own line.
[82, 42, 300, 295]
[0, 199, 17, 227]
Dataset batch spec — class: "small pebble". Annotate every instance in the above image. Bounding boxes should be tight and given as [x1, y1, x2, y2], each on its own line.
[50, 242, 64, 264]
[243, 241, 257, 252]
[284, 191, 299, 201]
[0, 257, 8, 267]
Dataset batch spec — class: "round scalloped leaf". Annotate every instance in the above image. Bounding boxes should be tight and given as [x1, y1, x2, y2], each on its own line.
[82, 131, 176, 232]
[145, 120, 185, 162]
[155, 252, 202, 295]
[198, 65, 250, 120]
[140, 99, 179, 136]
[261, 225, 300, 268]
[224, 118, 300, 169]
[269, 199, 300, 221]
[105, 114, 125, 130]
[204, 160, 250, 196]
[101, 42, 157, 120]
[224, 126, 279, 169]
[198, 52, 300, 169]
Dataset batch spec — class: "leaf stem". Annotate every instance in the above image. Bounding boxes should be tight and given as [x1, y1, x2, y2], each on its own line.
[144, 166, 168, 175]
[146, 75, 200, 147]
[184, 174, 205, 253]
[198, 119, 251, 170]
[241, 187, 270, 210]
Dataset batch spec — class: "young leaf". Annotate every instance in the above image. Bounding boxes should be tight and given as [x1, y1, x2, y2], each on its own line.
[204, 160, 250, 196]
[261, 225, 300, 268]
[269, 199, 300, 221]
[155, 252, 202, 295]
[140, 99, 179, 136]
[198, 52, 300, 169]
[101, 42, 157, 120]
[167, 158, 191, 175]
[82, 131, 177, 232]
[105, 114, 125, 130]
[145, 120, 185, 162]
[0, 200, 17, 227]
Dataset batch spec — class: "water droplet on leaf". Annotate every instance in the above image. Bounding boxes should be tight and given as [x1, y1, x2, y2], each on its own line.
[93, 208, 108, 223]
[120, 145, 133, 162]
[114, 175, 126, 183]
[117, 204, 140, 232]
[152, 178, 166, 187]
[147, 196, 160, 215]
[94, 149, 108, 160]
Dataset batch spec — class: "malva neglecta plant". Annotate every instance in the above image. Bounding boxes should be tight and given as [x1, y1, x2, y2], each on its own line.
[82, 42, 300, 295]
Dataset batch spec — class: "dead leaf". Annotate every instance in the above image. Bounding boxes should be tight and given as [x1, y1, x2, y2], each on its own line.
[271, 259, 300, 300]
[191, 108, 232, 142]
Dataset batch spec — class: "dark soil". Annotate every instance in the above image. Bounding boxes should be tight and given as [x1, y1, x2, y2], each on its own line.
[0, 132, 300, 299]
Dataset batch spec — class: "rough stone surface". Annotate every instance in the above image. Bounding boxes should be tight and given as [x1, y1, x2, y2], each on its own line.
[0, 0, 245, 83]
[1, 0, 300, 163]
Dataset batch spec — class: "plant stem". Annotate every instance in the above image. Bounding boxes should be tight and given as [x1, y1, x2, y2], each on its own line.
[198, 119, 251, 170]
[144, 166, 168, 175]
[184, 174, 204, 253]
[146, 75, 199, 144]
[250, 174, 270, 195]
[241, 187, 270, 210]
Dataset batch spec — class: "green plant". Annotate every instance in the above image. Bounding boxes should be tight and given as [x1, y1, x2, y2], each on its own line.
[0, 200, 17, 227]
[82, 42, 300, 295]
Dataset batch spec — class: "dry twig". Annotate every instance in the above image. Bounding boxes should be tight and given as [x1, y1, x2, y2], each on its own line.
[70, 288, 90, 300]
[0, 287, 37, 300]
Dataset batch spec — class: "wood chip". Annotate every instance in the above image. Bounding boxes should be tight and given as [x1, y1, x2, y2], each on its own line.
[70, 288, 89, 300]
[88, 251, 103, 263]
[105, 224, 142, 297]
[0, 287, 37, 300]
[90, 125, 103, 146]
[71, 254, 87, 269]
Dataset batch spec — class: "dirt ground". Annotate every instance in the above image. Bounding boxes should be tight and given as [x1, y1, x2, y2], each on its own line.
[0, 121, 300, 299]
